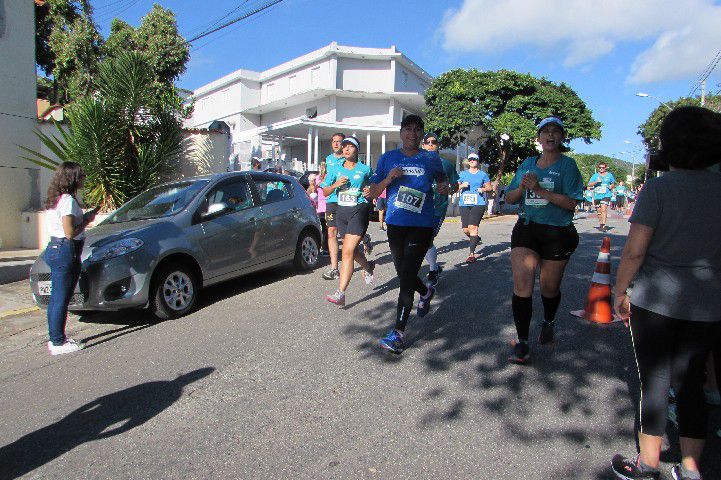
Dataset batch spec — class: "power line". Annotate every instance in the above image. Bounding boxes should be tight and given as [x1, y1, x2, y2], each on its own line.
[187, 0, 287, 43]
[190, 2, 282, 53]
[184, 1, 249, 39]
[688, 49, 721, 97]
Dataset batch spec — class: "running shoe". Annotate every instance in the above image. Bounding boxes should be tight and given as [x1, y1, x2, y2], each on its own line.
[326, 290, 345, 307]
[48, 339, 84, 356]
[379, 329, 405, 354]
[417, 286, 435, 317]
[319, 249, 329, 257]
[611, 455, 660, 480]
[363, 261, 375, 285]
[465, 254, 477, 264]
[362, 234, 373, 255]
[671, 464, 701, 480]
[509, 341, 530, 364]
[538, 320, 555, 345]
[322, 268, 340, 280]
[426, 265, 443, 288]
[704, 388, 721, 406]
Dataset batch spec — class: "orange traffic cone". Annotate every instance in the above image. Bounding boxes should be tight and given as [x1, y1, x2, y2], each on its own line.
[571, 236, 619, 324]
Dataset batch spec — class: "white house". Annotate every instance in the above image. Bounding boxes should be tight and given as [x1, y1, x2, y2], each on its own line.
[184, 42, 434, 171]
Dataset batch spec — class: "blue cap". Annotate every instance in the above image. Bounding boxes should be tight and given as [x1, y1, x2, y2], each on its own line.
[424, 132, 439, 141]
[341, 136, 360, 150]
[537, 116, 565, 133]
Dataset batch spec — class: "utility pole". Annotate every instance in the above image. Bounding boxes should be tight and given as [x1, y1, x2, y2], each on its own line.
[701, 79, 706, 106]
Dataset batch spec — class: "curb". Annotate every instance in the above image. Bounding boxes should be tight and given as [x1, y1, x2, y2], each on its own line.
[0, 306, 40, 320]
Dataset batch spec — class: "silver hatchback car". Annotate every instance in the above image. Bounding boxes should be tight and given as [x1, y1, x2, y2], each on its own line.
[30, 172, 321, 319]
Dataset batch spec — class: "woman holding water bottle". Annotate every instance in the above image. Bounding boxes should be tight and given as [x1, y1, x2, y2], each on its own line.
[504, 117, 584, 364]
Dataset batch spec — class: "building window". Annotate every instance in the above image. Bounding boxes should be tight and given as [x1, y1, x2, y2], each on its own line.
[289, 75, 297, 93]
[310, 67, 320, 86]
[401, 70, 408, 89]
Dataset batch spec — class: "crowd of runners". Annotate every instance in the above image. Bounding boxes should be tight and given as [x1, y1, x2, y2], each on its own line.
[305, 109, 721, 480]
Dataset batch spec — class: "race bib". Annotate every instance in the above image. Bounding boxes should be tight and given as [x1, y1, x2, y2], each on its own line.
[394, 186, 426, 213]
[525, 180, 554, 207]
[338, 188, 360, 207]
[594, 185, 608, 194]
[462, 192, 478, 205]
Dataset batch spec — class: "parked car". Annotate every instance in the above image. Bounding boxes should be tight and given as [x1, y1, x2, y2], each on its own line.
[298, 170, 319, 190]
[29, 172, 322, 320]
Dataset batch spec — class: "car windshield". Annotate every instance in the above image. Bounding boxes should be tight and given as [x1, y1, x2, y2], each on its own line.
[104, 180, 209, 224]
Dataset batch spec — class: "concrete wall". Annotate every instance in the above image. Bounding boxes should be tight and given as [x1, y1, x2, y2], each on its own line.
[336, 98, 390, 126]
[261, 59, 331, 103]
[260, 97, 332, 125]
[337, 58, 392, 92]
[394, 62, 429, 94]
[0, 0, 39, 248]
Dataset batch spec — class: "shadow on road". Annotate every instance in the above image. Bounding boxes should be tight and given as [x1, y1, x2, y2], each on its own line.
[0, 367, 214, 479]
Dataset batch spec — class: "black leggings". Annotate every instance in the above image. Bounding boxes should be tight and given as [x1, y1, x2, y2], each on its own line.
[386, 225, 433, 331]
[629, 305, 720, 439]
[318, 212, 328, 251]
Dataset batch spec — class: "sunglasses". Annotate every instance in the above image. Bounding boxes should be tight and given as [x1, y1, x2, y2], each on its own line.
[424, 140, 438, 145]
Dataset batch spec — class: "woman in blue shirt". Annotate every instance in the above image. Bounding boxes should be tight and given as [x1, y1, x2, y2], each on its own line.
[321, 137, 375, 307]
[458, 153, 493, 263]
[505, 117, 584, 364]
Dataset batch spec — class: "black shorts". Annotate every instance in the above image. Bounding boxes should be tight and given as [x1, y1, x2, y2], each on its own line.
[511, 220, 579, 261]
[375, 197, 387, 211]
[325, 202, 337, 228]
[460, 205, 486, 228]
[337, 203, 371, 238]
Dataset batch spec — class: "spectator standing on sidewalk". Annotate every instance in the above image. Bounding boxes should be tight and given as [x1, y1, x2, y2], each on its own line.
[611, 106, 721, 480]
[44, 162, 97, 356]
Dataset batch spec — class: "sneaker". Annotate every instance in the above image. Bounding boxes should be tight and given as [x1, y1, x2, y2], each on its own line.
[704, 388, 721, 406]
[671, 464, 701, 480]
[379, 329, 405, 354]
[322, 268, 340, 280]
[363, 261, 375, 285]
[417, 286, 435, 317]
[48, 339, 84, 356]
[509, 341, 530, 364]
[538, 320, 555, 345]
[611, 455, 660, 480]
[362, 234, 373, 255]
[427, 268, 441, 287]
[465, 254, 477, 264]
[326, 290, 345, 307]
[319, 249, 329, 257]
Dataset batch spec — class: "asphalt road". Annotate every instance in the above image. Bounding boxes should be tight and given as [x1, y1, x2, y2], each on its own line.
[0, 212, 719, 480]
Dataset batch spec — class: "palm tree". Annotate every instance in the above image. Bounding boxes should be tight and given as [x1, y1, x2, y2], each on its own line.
[22, 52, 185, 211]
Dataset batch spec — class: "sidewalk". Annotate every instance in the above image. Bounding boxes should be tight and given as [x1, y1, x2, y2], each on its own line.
[0, 248, 41, 285]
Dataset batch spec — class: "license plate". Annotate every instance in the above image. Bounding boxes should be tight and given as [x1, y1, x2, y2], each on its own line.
[38, 281, 52, 296]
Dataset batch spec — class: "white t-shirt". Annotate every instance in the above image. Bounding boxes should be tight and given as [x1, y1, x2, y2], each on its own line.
[46, 194, 85, 240]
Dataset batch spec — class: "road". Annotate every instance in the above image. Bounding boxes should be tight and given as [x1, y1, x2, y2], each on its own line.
[0, 212, 718, 480]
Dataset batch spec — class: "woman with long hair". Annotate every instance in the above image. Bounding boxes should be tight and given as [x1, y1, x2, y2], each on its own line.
[611, 106, 721, 480]
[44, 162, 97, 355]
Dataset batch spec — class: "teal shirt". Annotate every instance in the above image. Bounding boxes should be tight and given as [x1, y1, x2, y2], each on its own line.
[321, 161, 373, 206]
[433, 158, 460, 217]
[508, 155, 584, 226]
[324, 153, 344, 204]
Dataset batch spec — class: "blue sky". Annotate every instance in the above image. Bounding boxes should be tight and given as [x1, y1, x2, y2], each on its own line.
[92, 0, 721, 165]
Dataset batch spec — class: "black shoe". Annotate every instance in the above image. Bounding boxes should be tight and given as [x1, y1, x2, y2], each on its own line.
[538, 321, 554, 345]
[362, 234, 373, 255]
[671, 464, 701, 480]
[427, 267, 441, 287]
[509, 341, 530, 364]
[611, 455, 660, 480]
[322, 268, 340, 280]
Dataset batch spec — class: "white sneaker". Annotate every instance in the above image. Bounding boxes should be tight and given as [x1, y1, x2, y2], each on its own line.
[48, 339, 84, 356]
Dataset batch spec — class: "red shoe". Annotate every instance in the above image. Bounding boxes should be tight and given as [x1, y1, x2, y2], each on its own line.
[465, 254, 476, 263]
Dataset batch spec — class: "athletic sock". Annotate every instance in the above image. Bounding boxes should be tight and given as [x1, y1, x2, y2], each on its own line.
[678, 464, 701, 479]
[425, 244, 438, 271]
[541, 293, 561, 324]
[469, 235, 479, 254]
[512, 294, 533, 341]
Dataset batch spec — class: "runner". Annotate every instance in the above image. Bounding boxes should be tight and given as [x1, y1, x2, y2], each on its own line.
[321, 133, 345, 280]
[367, 115, 449, 354]
[614, 180, 627, 213]
[588, 162, 616, 231]
[323, 137, 375, 307]
[375, 188, 387, 231]
[504, 117, 584, 364]
[458, 153, 492, 263]
[422, 131, 459, 286]
[308, 168, 329, 255]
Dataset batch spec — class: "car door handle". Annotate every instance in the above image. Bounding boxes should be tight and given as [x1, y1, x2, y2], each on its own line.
[248, 217, 256, 223]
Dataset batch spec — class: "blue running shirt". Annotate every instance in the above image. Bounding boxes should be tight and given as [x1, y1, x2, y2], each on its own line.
[458, 169, 491, 207]
[508, 155, 584, 226]
[324, 153, 344, 204]
[370, 149, 445, 228]
[321, 161, 373, 206]
[589, 172, 616, 200]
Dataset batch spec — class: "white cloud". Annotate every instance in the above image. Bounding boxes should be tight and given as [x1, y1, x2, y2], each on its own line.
[441, 0, 721, 84]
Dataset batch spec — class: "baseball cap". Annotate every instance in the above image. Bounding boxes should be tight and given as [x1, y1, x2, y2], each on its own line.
[423, 132, 439, 141]
[341, 136, 360, 150]
[468, 153, 480, 160]
[537, 116, 565, 133]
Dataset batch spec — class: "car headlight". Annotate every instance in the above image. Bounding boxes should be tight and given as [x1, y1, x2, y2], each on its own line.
[89, 238, 144, 263]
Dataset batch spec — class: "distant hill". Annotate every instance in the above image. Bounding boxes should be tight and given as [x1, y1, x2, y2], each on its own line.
[566, 152, 644, 185]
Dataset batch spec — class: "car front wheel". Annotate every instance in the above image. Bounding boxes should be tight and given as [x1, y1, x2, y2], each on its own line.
[293, 230, 320, 271]
[151, 264, 198, 320]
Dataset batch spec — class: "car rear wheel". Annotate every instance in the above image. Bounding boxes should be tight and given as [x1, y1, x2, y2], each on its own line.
[151, 264, 198, 320]
[293, 230, 320, 271]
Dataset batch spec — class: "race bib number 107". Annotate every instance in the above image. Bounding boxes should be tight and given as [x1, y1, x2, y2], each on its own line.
[394, 186, 426, 213]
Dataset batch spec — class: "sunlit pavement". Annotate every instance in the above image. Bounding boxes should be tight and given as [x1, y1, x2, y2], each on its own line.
[1, 212, 718, 479]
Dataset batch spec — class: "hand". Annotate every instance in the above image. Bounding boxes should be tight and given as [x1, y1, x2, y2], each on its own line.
[614, 293, 631, 326]
[84, 209, 98, 223]
[387, 167, 403, 181]
[362, 186, 372, 198]
[460, 181, 470, 189]
[437, 182, 450, 195]
[335, 176, 349, 187]
[521, 173, 540, 191]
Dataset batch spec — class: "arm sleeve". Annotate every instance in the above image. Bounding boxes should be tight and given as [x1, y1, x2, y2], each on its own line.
[320, 171, 336, 188]
[369, 155, 387, 184]
[57, 195, 75, 217]
[629, 180, 660, 228]
[563, 164, 585, 201]
[429, 155, 447, 181]
[482, 172, 491, 184]
[589, 173, 599, 184]
[508, 169, 521, 191]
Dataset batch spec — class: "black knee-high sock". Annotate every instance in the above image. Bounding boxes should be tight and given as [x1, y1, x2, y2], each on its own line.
[541, 294, 561, 324]
[512, 294, 532, 342]
[469, 235, 479, 254]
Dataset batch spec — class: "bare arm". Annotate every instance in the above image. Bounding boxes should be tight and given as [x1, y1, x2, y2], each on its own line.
[478, 181, 493, 193]
[61, 211, 96, 240]
[505, 186, 524, 204]
[613, 222, 654, 321]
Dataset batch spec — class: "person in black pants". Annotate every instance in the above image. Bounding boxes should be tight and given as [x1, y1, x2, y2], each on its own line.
[367, 115, 448, 354]
[611, 106, 721, 480]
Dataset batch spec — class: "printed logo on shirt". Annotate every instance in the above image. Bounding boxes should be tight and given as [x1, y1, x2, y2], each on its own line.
[353, 174, 361, 180]
[549, 171, 561, 177]
[401, 167, 425, 177]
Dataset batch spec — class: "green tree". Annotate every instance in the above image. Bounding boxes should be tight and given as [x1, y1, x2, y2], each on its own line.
[638, 94, 721, 153]
[424, 69, 602, 181]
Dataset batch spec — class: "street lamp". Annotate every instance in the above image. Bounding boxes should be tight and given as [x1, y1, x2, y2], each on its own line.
[636, 92, 673, 111]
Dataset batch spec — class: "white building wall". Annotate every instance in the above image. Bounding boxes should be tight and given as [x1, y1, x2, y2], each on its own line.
[337, 58, 392, 92]
[0, 0, 40, 248]
[260, 97, 331, 126]
[336, 98, 390, 126]
[395, 63, 429, 94]
[261, 59, 331, 103]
